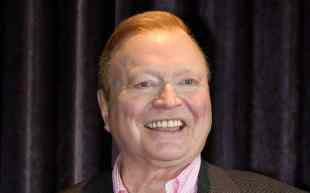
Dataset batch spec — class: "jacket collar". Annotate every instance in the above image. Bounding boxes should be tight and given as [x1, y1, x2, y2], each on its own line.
[203, 161, 241, 193]
[197, 159, 209, 193]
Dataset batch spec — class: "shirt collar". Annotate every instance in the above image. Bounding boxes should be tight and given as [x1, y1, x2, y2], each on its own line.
[112, 155, 201, 193]
[112, 155, 127, 193]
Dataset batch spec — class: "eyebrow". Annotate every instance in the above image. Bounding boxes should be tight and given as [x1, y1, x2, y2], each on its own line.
[129, 67, 202, 77]
[126, 70, 155, 85]
[128, 69, 160, 78]
[173, 68, 197, 76]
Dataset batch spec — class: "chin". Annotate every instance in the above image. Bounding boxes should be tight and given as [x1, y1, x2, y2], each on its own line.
[146, 148, 196, 166]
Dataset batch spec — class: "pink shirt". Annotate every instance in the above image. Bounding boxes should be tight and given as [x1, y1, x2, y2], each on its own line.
[112, 155, 201, 193]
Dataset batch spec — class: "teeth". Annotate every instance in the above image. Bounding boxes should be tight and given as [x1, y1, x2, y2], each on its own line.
[168, 120, 173, 127]
[162, 121, 167, 127]
[145, 119, 184, 129]
[158, 121, 162, 127]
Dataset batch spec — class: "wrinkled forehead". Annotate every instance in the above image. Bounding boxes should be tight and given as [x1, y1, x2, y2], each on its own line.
[108, 29, 208, 81]
[111, 29, 206, 65]
[110, 28, 191, 57]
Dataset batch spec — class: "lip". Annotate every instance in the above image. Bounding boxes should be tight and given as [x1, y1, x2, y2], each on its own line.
[144, 118, 187, 129]
[144, 117, 187, 125]
[145, 123, 188, 142]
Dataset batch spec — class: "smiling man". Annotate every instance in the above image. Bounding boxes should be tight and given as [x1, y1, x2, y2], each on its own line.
[61, 11, 307, 193]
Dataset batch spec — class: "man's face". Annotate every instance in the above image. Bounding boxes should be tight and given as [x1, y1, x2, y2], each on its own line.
[98, 29, 212, 167]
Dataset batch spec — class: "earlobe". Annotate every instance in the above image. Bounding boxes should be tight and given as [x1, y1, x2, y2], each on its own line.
[97, 89, 110, 132]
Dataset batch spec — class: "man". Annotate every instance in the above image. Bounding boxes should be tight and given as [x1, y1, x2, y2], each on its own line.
[61, 11, 307, 193]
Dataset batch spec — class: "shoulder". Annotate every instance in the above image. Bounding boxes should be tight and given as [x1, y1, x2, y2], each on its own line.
[227, 169, 308, 193]
[206, 163, 308, 193]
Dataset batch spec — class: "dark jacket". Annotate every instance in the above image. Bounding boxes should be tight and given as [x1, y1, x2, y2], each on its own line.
[60, 161, 308, 193]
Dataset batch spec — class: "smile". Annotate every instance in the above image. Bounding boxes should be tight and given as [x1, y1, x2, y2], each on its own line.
[145, 119, 186, 130]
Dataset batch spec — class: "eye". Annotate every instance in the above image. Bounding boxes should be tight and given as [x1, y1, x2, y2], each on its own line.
[184, 79, 193, 85]
[134, 81, 154, 89]
[181, 78, 198, 86]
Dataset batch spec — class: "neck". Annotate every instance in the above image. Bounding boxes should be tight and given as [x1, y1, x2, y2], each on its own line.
[119, 155, 190, 193]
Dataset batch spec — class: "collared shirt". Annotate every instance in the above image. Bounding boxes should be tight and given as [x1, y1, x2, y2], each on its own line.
[112, 155, 201, 193]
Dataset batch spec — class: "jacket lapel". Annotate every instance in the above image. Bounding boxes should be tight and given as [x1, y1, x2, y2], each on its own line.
[201, 161, 241, 193]
[197, 160, 210, 193]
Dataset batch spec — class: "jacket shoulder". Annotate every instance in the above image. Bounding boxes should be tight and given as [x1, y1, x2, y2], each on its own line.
[206, 163, 308, 193]
[227, 167, 308, 193]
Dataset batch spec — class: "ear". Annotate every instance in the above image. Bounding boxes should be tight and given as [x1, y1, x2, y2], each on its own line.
[97, 89, 110, 132]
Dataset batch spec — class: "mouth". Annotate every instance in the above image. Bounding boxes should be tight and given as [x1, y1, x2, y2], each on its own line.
[144, 119, 186, 132]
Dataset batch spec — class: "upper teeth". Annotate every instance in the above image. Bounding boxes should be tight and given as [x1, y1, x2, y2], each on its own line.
[145, 119, 184, 129]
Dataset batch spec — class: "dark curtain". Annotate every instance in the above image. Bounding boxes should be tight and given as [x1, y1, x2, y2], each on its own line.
[1, 1, 309, 193]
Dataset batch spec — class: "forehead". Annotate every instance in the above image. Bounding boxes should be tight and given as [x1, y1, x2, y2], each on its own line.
[110, 29, 207, 77]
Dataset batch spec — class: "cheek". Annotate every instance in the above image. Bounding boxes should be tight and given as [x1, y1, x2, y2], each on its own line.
[116, 94, 147, 122]
[186, 90, 211, 119]
[110, 96, 147, 146]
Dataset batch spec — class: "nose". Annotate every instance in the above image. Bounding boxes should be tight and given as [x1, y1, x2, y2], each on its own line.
[152, 83, 182, 108]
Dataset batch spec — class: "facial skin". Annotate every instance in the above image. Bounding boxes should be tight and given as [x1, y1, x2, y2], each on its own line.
[98, 29, 212, 174]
